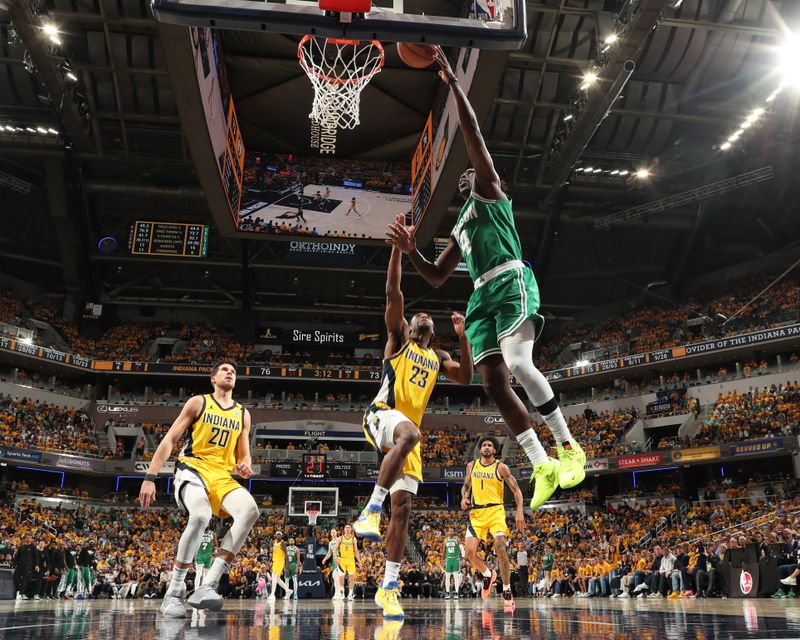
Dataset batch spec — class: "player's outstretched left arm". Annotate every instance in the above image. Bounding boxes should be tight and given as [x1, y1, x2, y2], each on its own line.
[499, 462, 525, 531]
[384, 233, 410, 356]
[386, 213, 462, 289]
[235, 408, 253, 479]
[439, 311, 473, 385]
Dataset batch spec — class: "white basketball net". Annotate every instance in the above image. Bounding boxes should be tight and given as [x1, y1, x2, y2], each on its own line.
[298, 35, 384, 130]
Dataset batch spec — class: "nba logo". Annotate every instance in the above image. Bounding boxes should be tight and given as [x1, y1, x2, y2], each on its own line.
[740, 571, 753, 595]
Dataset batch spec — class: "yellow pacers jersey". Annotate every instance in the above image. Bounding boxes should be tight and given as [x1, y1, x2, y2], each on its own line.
[470, 459, 504, 506]
[371, 340, 440, 427]
[179, 394, 244, 472]
[338, 535, 356, 560]
[272, 540, 285, 564]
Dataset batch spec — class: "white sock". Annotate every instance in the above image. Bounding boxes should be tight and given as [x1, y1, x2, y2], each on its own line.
[205, 557, 230, 589]
[482, 568, 492, 578]
[541, 405, 572, 444]
[167, 567, 188, 596]
[516, 429, 548, 466]
[503, 583, 511, 591]
[382, 561, 401, 588]
[367, 485, 389, 511]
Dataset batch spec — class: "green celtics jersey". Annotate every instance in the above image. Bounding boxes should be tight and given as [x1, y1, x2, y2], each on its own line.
[286, 545, 298, 567]
[196, 532, 213, 563]
[451, 195, 521, 281]
[543, 552, 555, 571]
[444, 538, 460, 560]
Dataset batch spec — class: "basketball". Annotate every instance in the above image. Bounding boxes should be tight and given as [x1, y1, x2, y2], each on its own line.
[397, 42, 436, 69]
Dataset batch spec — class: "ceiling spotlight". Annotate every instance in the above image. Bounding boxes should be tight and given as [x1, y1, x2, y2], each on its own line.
[635, 168, 650, 179]
[25, 127, 35, 133]
[575, 359, 590, 367]
[603, 34, 618, 45]
[65, 71, 78, 82]
[618, 170, 629, 176]
[728, 130, 743, 142]
[581, 71, 599, 89]
[47, 128, 58, 134]
[593, 168, 603, 173]
[42, 23, 58, 37]
[720, 142, 732, 150]
[766, 87, 782, 103]
[36, 127, 47, 133]
[574, 167, 584, 172]
[584, 166, 593, 172]
[778, 37, 800, 87]
[610, 169, 620, 175]
[564, 113, 574, 121]
[750, 107, 765, 118]
[740, 119, 754, 130]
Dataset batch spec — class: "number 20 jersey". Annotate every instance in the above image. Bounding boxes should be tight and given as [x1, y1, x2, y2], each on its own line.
[179, 394, 244, 473]
[370, 340, 440, 428]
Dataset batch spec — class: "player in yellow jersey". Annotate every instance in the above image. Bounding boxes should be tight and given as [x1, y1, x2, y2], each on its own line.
[266, 531, 293, 600]
[139, 360, 260, 617]
[337, 524, 362, 600]
[354, 242, 474, 621]
[462, 435, 524, 612]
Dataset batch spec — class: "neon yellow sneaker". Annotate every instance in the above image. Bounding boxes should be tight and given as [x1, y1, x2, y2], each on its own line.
[375, 582, 404, 620]
[374, 619, 404, 640]
[529, 457, 560, 510]
[556, 440, 586, 489]
[354, 505, 383, 542]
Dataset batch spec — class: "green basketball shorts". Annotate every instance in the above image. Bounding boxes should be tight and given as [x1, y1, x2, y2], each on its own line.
[445, 558, 461, 573]
[465, 265, 544, 364]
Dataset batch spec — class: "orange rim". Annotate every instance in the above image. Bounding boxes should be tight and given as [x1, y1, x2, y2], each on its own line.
[298, 34, 384, 86]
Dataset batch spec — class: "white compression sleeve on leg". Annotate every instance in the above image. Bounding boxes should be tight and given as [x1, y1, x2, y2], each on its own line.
[175, 484, 213, 564]
[218, 487, 261, 556]
[500, 319, 572, 444]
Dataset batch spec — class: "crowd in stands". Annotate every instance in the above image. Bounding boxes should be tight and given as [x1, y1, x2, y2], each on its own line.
[1, 255, 798, 370]
[694, 382, 800, 445]
[5, 464, 799, 602]
[0, 395, 96, 456]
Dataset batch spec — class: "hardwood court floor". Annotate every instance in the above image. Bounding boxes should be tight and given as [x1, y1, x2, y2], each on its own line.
[1, 596, 799, 639]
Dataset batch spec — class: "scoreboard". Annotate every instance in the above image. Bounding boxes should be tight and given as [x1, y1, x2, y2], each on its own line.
[269, 457, 358, 479]
[411, 113, 433, 227]
[303, 453, 326, 480]
[129, 221, 209, 257]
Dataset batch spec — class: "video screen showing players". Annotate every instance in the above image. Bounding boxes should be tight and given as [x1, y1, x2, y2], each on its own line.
[237, 151, 412, 241]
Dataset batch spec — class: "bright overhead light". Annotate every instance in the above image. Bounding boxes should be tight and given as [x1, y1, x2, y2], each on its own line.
[751, 107, 765, 118]
[584, 166, 593, 172]
[66, 71, 78, 82]
[618, 170, 629, 176]
[47, 128, 58, 134]
[36, 127, 47, 133]
[740, 120, 754, 130]
[603, 34, 618, 45]
[610, 169, 620, 175]
[720, 142, 732, 150]
[766, 87, 782, 103]
[42, 23, 58, 37]
[575, 359, 590, 367]
[564, 113, 574, 121]
[574, 167, 584, 172]
[635, 168, 650, 179]
[778, 37, 800, 87]
[25, 127, 35, 133]
[581, 72, 599, 89]
[593, 168, 602, 173]
[20, 337, 33, 345]
[728, 130, 742, 142]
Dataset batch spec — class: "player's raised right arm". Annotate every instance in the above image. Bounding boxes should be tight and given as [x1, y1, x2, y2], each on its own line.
[138, 394, 202, 508]
[384, 240, 410, 355]
[433, 47, 504, 201]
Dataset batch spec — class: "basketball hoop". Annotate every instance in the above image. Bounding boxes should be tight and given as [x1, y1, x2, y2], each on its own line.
[298, 35, 384, 130]
[306, 509, 320, 526]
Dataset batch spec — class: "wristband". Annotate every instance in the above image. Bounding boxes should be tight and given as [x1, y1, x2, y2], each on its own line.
[144, 474, 157, 483]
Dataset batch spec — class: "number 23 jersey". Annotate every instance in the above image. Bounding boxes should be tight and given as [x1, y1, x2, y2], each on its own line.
[370, 340, 441, 428]
[179, 394, 244, 472]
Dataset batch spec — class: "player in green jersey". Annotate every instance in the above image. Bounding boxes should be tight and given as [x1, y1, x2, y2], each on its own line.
[386, 46, 586, 512]
[195, 526, 217, 587]
[442, 528, 464, 599]
[284, 537, 301, 600]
